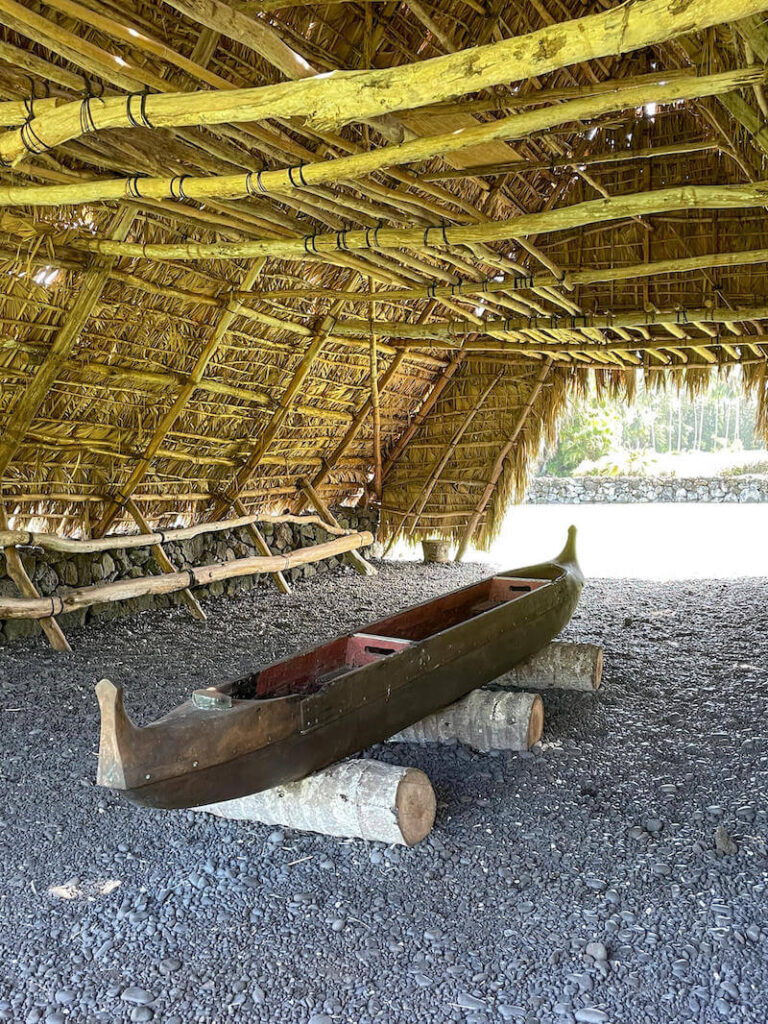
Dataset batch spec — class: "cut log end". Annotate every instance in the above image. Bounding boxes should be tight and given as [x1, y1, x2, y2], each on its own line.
[526, 693, 544, 748]
[395, 767, 436, 846]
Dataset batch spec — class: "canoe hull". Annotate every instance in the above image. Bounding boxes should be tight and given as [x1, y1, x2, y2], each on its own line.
[97, 529, 583, 810]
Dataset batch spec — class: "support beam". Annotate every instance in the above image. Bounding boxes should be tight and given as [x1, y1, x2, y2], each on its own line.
[208, 333, 326, 520]
[75, 181, 768, 264]
[1, 68, 757, 209]
[382, 352, 465, 482]
[297, 350, 408, 508]
[331, 303, 768, 344]
[125, 499, 207, 622]
[233, 498, 290, 595]
[3, 0, 764, 166]
[208, 298, 355, 521]
[227, 244, 768, 305]
[299, 478, 377, 577]
[0, 505, 71, 652]
[0, 206, 135, 481]
[95, 260, 265, 536]
[456, 360, 553, 560]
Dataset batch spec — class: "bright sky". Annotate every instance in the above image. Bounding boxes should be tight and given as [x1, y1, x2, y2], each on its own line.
[390, 503, 768, 579]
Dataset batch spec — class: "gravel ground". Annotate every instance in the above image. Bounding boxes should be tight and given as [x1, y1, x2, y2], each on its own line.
[0, 561, 766, 1024]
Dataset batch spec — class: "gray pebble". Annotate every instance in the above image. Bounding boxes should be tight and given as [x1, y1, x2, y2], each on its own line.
[574, 1010, 609, 1023]
[121, 988, 154, 1006]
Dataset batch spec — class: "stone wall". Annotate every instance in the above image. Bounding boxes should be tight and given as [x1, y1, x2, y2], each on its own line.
[526, 475, 768, 504]
[0, 508, 379, 645]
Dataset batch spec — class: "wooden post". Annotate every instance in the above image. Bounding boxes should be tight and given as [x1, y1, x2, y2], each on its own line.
[389, 689, 543, 752]
[233, 498, 290, 595]
[125, 499, 207, 622]
[0, 505, 71, 652]
[198, 759, 436, 846]
[299, 478, 377, 577]
[369, 278, 382, 500]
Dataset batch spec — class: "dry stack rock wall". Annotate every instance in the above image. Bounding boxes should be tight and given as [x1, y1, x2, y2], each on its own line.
[526, 475, 768, 504]
[0, 509, 379, 644]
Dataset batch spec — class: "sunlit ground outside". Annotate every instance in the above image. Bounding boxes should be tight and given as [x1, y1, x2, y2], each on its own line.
[388, 502, 768, 579]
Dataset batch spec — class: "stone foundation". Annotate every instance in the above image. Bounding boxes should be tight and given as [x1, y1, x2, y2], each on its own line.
[526, 475, 768, 504]
[0, 509, 379, 645]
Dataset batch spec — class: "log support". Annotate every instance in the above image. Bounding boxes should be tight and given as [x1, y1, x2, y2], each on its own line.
[389, 689, 543, 752]
[496, 641, 603, 692]
[199, 759, 436, 846]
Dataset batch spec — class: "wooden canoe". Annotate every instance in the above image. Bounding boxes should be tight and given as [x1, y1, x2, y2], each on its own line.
[96, 527, 583, 809]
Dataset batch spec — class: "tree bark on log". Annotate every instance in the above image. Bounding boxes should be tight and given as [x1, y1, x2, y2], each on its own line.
[389, 689, 543, 752]
[199, 759, 436, 846]
[495, 641, 603, 692]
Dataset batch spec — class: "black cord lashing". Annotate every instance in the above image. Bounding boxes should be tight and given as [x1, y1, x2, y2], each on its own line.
[79, 95, 104, 136]
[125, 90, 154, 130]
[110, 489, 131, 509]
[125, 175, 146, 200]
[287, 164, 308, 188]
[245, 171, 269, 197]
[303, 233, 320, 255]
[20, 118, 49, 156]
[169, 175, 190, 201]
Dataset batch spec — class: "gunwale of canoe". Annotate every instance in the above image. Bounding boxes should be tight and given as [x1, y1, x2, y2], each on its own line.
[96, 528, 583, 809]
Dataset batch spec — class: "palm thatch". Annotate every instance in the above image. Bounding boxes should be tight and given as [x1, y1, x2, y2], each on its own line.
[0, 0, 768, 551]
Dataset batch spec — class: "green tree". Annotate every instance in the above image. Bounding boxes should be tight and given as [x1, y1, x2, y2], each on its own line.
[544, 400, 621, 476]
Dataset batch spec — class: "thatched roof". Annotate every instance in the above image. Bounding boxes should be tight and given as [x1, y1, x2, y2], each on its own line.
[1, 0, 768, 548]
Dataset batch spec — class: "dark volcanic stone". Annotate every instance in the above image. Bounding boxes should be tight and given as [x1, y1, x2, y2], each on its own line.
[0, 568, 766, 1024]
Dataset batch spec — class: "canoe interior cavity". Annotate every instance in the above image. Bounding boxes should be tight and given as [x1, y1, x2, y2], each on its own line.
[230, 575, 551, 701]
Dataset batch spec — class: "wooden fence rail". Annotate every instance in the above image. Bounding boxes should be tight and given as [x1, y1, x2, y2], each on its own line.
[0, 532, 373, 620]
[0, 511, 352, 555]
